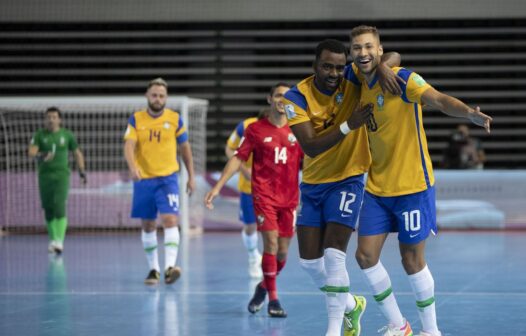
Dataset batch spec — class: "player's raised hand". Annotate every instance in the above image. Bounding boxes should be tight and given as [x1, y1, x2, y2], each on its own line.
[347, 103, 374, 130]
[186, 178, 196, 196]
[469, 107, 492, 133]
[376, 62, 406, 96]
[204, 188, 220, 210]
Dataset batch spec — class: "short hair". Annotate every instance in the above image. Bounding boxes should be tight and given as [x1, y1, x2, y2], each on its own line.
[147, 77, 168, 90]
[315, 39, 348, 62]
[350, 25, 381, 42]
[269, 82, 291, 97]
[45, 106, 62, 118]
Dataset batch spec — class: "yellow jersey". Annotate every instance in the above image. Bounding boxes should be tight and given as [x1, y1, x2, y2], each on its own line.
[361, 67, 434, 196]
[283, 66, 371, 184]
[124, 109, 188, 179]
[226, 117, 257, 194]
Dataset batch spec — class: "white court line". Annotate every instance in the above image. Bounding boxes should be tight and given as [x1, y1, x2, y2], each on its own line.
[1, 291, 526, 296]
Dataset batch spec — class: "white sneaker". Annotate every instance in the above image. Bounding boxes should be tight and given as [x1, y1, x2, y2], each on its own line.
[248, 253, 263, 278]
[378, 319, 413, 336]
[48, 241, 57, 253]
[48, 241, 63, 254]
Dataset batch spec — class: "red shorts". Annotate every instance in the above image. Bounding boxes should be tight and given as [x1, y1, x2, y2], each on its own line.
[253, 202, 296, 238]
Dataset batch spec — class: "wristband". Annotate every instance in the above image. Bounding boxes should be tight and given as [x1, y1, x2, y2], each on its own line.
[339, 121, 351, 135]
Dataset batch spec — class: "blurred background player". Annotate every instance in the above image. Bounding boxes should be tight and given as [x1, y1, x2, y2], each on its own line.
[442, 124, 486, 169]
[205, 82, 302, 318]
[28, 107, 87, 254]
[283, 39, 402, 336]
[225, 109, 270, 279]
[124, 78, 196, 285]
[350, 25, 492, 336]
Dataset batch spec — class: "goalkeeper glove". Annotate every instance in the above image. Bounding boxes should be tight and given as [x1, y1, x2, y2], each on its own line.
[79, 170, 87, 185]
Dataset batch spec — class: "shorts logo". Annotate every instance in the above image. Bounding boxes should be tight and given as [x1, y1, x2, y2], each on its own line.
[335, 93, 344, 105]
[377, 94, 384, 111]
[285, 104, 296, 119]
[409, 233, 420, 238]
[257, 214, 265, 225]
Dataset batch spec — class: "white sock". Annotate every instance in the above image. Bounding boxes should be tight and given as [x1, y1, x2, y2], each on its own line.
[141, 230, 160, 272]
[324, 248, 351, 336]
[362, 261, 404, 327]
[164, 227, 180, 270]
[408, 265, 440, 335]
[299, 257, 326, 290]
[241, 230, 259, 258]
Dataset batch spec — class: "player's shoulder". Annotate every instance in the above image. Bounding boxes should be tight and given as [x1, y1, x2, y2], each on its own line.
[284, 83, 308, 110]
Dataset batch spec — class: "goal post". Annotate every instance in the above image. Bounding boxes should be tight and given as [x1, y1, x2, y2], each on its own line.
[0, 96, 208, 236]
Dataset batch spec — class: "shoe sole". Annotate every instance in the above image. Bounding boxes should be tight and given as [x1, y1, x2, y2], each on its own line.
[248, 302, 264, 314]
[144, 279, 160, 285]
[165, 267, 181, 284]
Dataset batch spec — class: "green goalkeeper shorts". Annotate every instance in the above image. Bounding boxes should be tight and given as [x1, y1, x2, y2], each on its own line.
[38, 173, 70, 220]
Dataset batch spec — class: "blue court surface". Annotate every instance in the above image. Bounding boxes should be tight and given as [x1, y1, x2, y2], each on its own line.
[1, 231, 525, 335]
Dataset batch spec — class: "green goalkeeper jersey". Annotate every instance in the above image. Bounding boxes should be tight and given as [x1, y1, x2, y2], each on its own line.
[31, 128, 78, 176]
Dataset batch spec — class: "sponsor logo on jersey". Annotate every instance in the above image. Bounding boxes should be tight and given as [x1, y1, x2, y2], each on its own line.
[377, 94, 384, 111]
[285, 104, 296, 119]
[412, 74, 427, 87]
[263, 137, 273, 143]
[335, 92, 344, 105]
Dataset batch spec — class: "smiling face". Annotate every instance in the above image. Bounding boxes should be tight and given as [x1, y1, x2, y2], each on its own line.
[350, 32, 383, 77]
[267, 85, 290, 116]
[313, 49, 347, 93]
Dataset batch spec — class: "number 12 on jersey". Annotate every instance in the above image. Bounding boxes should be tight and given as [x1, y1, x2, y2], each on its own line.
[274, 147, 287, 164]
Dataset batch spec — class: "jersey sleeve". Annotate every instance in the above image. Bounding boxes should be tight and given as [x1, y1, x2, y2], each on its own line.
[175, 114, 189, 144]
[226, 120, 245, 150]
[67, 130, 79, 151]
[234, 125, 254, 162]
[396, 68, 432, 104]
[344, 64, 363, 86]
[124, 114, 138, 141]
[283, 86, 310, 126]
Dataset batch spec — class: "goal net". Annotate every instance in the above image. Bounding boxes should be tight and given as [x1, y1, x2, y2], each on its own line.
[0, 96, 207, 236]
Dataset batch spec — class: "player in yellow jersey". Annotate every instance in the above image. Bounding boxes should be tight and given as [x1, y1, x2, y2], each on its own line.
[350, 26, 492, 336]
[284, 39, 403, 336]
[225, 109, 268, 279]
[124, 78, 195, 285]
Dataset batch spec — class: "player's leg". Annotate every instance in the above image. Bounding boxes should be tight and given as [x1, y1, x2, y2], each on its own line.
[356, 192, 411, 335]
[52, 174, 70, 253]
[39, 175, 59, 251]
[239, 192, 262, 278]
[321, 176, 366, 336]
[156, 173, 182, 284]
[396, 187, 440, 336]
[132, 177, 160, 284]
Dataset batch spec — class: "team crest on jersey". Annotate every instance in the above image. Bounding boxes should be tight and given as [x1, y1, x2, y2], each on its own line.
[285, 104, 296, 119]
[257, 214, 265, 226]
[376, 94, 385, 111]
[412, 74, 427, 87]
[60, 136, 65, 146]
[288, 133, 297, 144]
[163, 122, 170, 129]
[335, 93, 344, 105]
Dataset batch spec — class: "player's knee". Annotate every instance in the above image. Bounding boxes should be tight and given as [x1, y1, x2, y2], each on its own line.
[244, 224, 257, 235]
[355, 248, 379, 269]
[401, 254, 426, 274]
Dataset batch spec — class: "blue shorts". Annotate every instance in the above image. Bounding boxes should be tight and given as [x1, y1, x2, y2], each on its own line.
[297, 175, 365, 229]
[131, 173, 180, 220]
[358, 186, 437, 244]
[239, 192, 256, 225]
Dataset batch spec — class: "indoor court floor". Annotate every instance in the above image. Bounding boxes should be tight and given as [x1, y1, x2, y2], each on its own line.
[1, 230, 525, 335]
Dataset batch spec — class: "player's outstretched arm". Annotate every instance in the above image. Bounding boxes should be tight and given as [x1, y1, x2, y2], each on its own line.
[74, 148, 87, 184]
[204, 155, 243, 210]
[377, 51, 405, 96]
[290, 103, 373, 158]
[422, 87, 492, 133]
[124, 139, 141, 181]
[180, 141, 195, 196]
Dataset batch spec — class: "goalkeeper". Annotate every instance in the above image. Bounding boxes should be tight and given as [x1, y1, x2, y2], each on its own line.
[28, 107, 87, 254]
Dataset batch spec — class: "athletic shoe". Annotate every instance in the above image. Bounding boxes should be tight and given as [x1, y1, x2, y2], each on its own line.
[144, 269, 160, 285]
[267, 299, 287, 318]
[48, 241, 63, 254]
[248, 253, 263, 278]
[48, 241, 57, 253]
[418, 331, 442, 336]
[343, 295, 367, 336]
[164, 266, 181, 284]
[378, 319, 413, 336]
[54, 241, 63, 254]
[247, 281, 267, 314]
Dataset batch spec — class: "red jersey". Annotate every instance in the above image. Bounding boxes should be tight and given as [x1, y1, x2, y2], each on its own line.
[235, 118, 302, 208]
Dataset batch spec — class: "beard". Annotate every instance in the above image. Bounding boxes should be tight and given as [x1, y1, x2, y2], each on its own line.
[148, 101, 165, 114]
